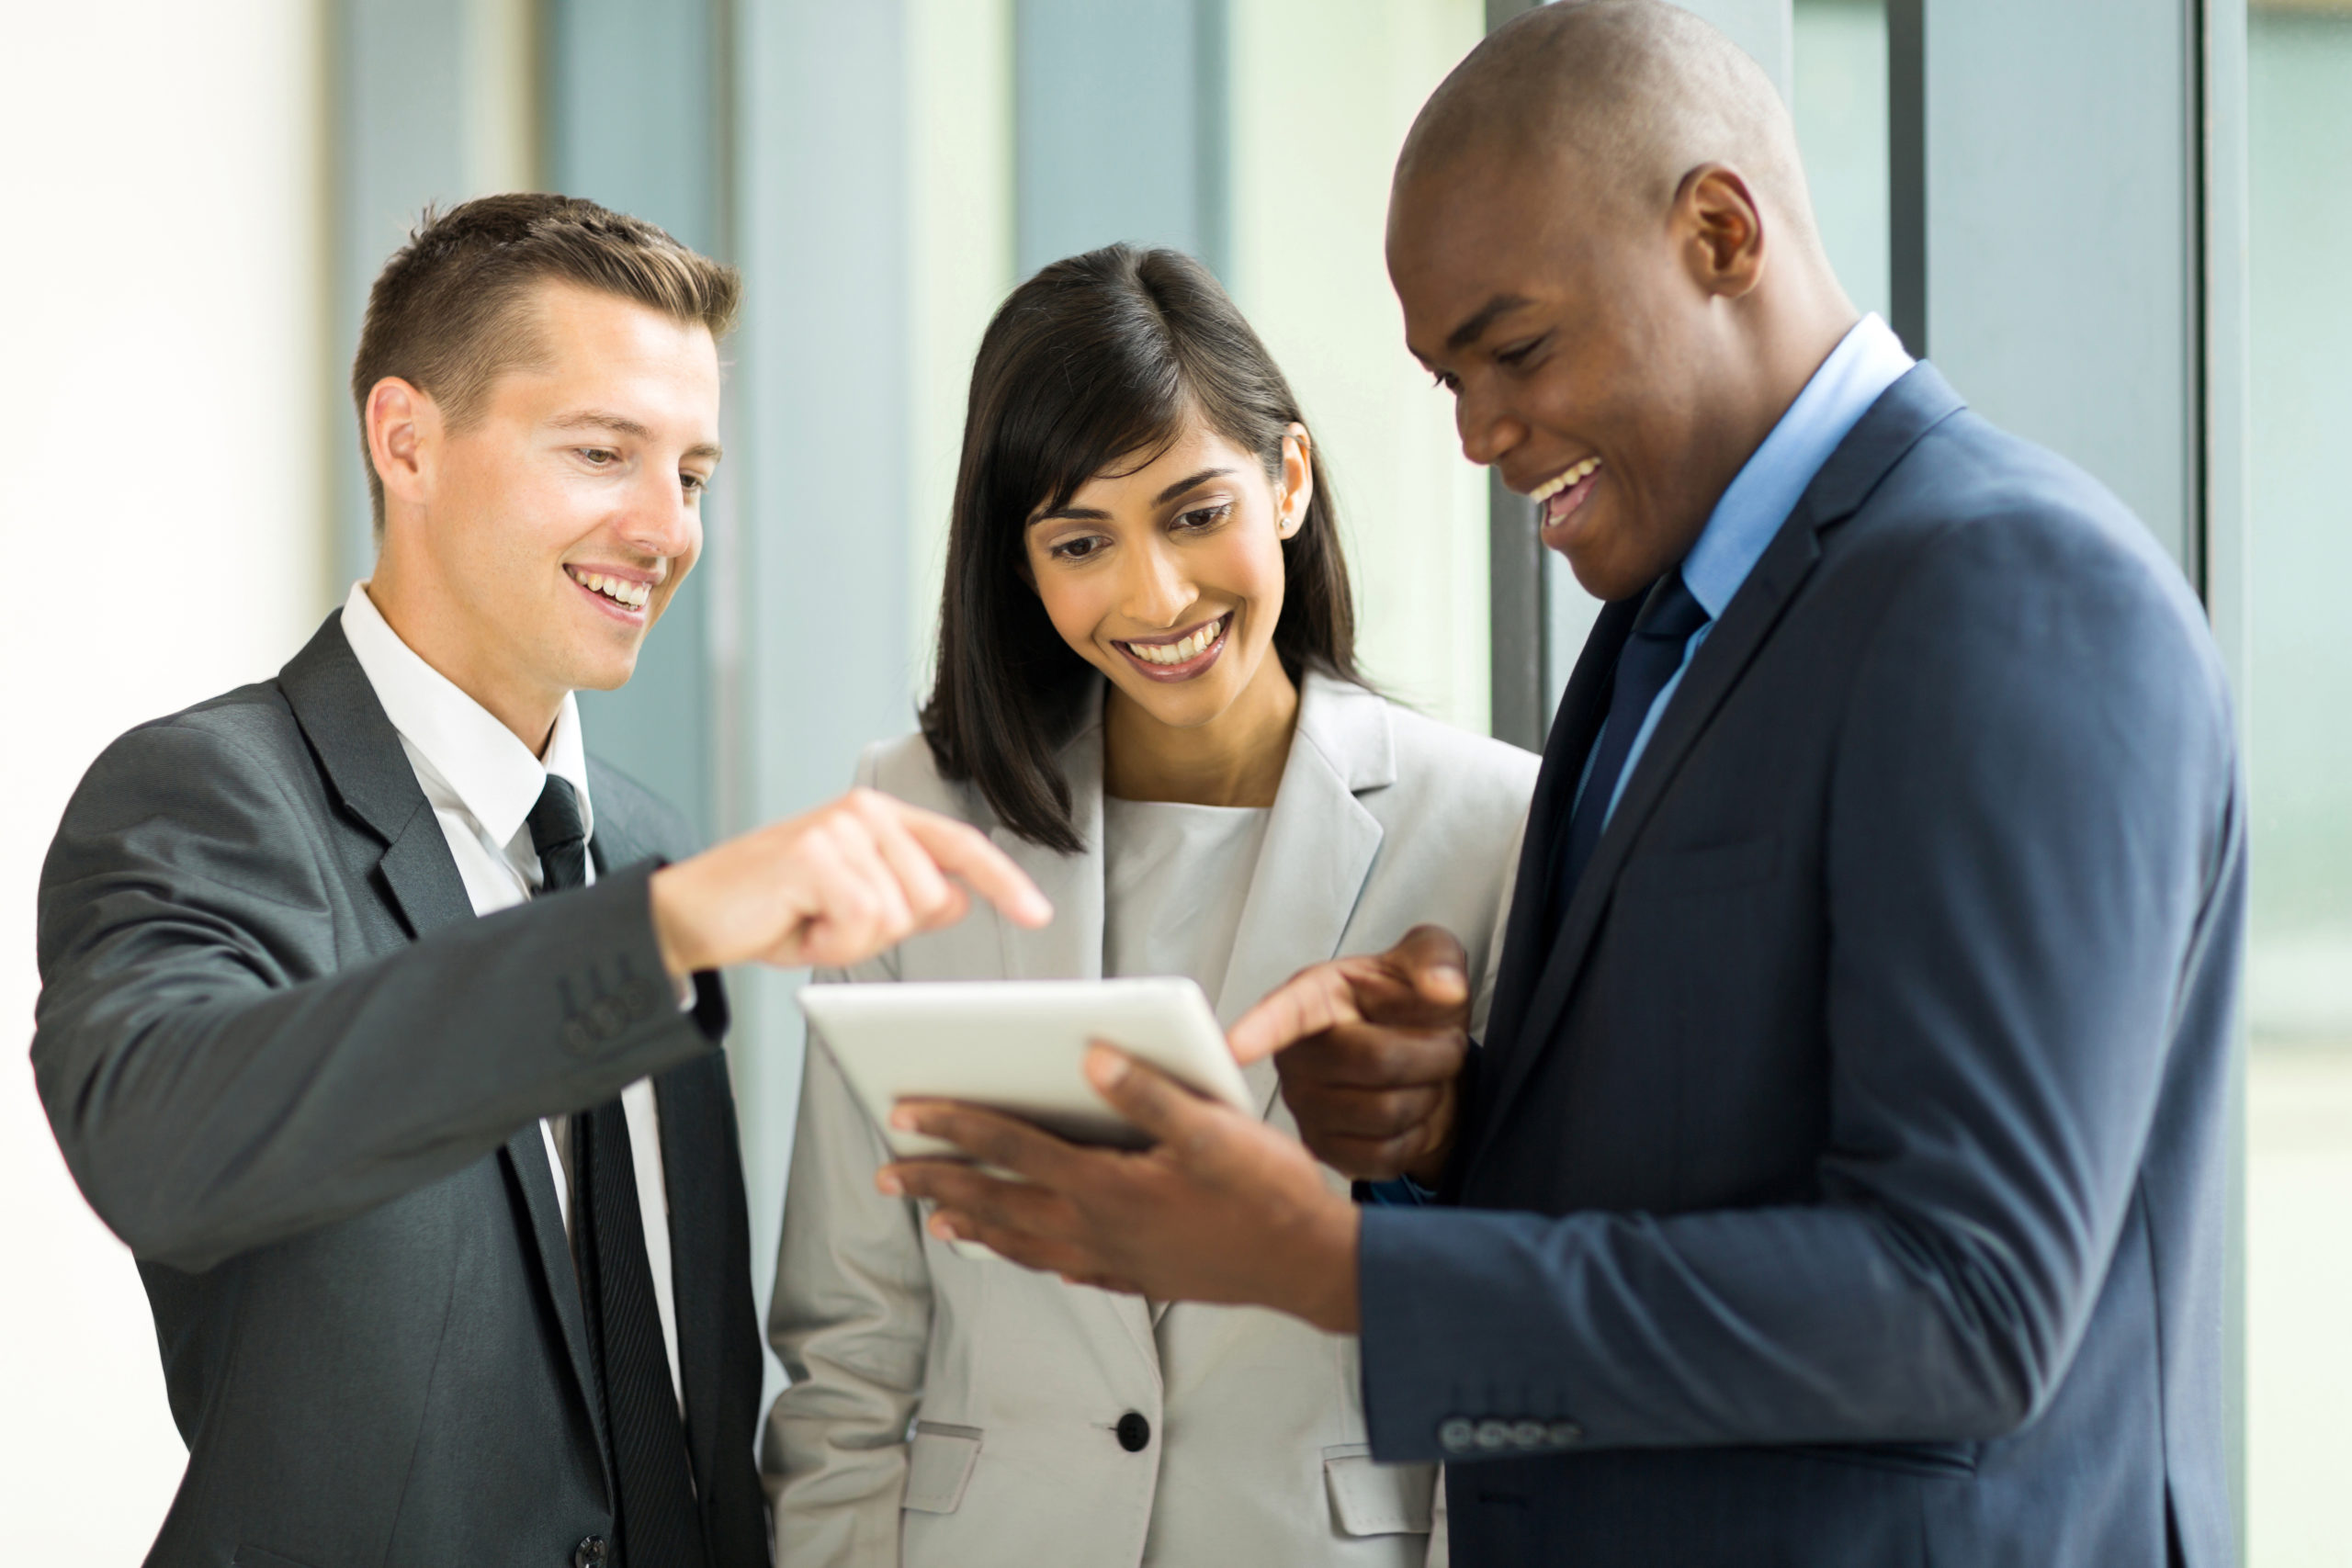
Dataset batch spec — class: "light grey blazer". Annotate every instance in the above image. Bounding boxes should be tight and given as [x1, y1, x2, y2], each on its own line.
[762, 674, 1541, 1568]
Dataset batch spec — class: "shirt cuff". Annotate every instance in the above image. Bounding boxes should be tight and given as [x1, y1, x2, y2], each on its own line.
[1358, 1174, 1438, 1207]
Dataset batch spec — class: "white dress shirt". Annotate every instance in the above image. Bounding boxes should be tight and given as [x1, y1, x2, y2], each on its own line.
[340, 581, 683, 1405]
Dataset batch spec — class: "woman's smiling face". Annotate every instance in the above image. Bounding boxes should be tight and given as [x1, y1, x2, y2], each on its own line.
[1024, 415, 1310, 734]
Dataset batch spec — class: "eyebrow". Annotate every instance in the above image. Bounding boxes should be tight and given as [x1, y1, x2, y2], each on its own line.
[1030, 467, 1237, 525]
[549, 409, 723, 463]
[1444, 293, 1535, 354]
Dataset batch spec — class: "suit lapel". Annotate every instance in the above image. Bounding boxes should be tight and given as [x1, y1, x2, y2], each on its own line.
[1476, 595, 1639, 1082]
[503, 1121, 611, 1493]
[1472, 365, 1968, 1157]
[1139, 678, 1388, 1330]
[280, 613, 614, 1495]
[1215, 676, 1391, 1116]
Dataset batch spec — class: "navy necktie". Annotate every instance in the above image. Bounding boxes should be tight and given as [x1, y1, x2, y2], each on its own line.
[528, 777, 708, 1568]
[1552, 570, 1711, 925]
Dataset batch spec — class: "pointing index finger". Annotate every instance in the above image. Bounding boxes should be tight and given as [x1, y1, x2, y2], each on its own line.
[1226, 963, 1367, 1066]
[893, 804, 1053, 928]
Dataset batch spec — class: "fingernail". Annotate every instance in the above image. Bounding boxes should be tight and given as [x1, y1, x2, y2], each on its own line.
[889, 1106, 917, 1130]
[928, 1213, 960, 1241]
[1430, 965, 1466, 995]
[876, 1169, 903, 1197]
[1085, 1046, 1129, 1089]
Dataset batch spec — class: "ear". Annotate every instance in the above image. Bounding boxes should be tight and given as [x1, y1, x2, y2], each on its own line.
[1675, 164, 1768, 300]
[1275, 423, 1314, 540]
[365, 377, 443, 518]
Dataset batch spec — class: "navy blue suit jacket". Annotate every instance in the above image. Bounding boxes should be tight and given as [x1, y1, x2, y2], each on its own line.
[1356, 366, 2243, 1567]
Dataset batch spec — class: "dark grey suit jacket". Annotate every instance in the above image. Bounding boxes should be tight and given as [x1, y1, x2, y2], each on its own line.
[34, 615, 769, 1568]
[1355, 367, 2244, 1567]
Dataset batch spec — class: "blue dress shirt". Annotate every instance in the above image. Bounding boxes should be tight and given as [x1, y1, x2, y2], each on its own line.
[1573, 314, 1917, 826]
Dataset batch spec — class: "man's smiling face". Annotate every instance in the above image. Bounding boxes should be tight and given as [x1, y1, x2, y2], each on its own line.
[376, 278, 723, 736]
[1388, 151, 1736, 603]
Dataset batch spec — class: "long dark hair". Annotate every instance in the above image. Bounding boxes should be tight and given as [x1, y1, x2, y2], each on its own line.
[919, 243, 1363, 853]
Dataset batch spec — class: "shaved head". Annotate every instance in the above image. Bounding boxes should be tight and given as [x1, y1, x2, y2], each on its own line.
[1384, 0, 1856, 601]
[1399, 0, 1821, 262]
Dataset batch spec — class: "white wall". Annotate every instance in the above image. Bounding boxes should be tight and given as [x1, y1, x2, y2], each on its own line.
[0, 1, 331, 1554]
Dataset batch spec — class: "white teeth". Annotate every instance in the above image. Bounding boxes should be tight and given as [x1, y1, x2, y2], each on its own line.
[571, 568, 653, 609]
[1128, 615, 1226, 666]
[1530, 456, 1601, 502]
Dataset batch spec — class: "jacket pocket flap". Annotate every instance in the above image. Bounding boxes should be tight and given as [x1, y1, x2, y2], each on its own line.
[903, 1422, 982, 1514]
[1322, 1444, 1436, 1536]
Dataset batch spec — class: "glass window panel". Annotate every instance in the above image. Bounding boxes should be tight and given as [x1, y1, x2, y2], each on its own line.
[1227, 0, 1493, 733]
[2246, 6, 2352, 1565]
[1792, 0, 1891, 322]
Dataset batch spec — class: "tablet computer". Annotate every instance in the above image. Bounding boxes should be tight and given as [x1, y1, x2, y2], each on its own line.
[797, 976, 1257, 1158]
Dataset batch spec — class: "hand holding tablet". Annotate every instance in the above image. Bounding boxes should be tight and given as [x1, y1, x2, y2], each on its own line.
[797, 977, 1257, 1157]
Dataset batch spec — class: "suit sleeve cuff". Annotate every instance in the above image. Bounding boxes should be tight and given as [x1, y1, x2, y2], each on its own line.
[1357, 1205, 1590, 1467]
[550, 862, 729, 1059]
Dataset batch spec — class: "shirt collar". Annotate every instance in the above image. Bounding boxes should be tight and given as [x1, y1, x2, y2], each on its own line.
[1679, 313, 1916, 619]
[339, 581, 594, 852]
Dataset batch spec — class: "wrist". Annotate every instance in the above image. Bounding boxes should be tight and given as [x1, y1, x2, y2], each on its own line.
[647, 863, 703, 980]
[1290, 1196, 1363, 1334]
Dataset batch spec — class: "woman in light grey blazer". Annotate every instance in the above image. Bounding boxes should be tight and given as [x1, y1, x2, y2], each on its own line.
[763, 244, 1539, 1568]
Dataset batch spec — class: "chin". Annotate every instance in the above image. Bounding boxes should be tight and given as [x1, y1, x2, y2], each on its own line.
[1560, 540, 1647, 603]
[569, 650, 641, 694]
[1114, 674, 1230, 730]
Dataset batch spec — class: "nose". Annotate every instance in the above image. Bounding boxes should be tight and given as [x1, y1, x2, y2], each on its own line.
[1120, 535, 1195, 628]
[1455, 378, 1527, 472]
[616, 467, 701, 565]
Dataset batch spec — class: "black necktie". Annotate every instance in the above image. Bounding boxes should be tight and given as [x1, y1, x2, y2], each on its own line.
[1552, 570, 1712, 926]
[527, 777, 707, 1568]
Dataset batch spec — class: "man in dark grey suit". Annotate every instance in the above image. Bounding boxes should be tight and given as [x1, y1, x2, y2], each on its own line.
[876, 6, 2242, 1565]
[34, 195, 1047, 1568]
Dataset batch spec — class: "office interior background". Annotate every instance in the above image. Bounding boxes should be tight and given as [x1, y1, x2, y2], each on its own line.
[0, 0, 2343, 1560]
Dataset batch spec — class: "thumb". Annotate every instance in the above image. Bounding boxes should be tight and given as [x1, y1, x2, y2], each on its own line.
[1387, 924, 1470, 1012]
[1085, 1043, 1217, 1153]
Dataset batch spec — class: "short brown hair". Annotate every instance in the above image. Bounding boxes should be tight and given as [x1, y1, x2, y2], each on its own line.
[350, 192, 741, 534]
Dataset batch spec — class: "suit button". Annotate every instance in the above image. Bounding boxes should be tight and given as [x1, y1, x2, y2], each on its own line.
[1511, 1419, 1547, 1449]
[591, 997, 627, 1035]
[1115, 1411, 1151, 1452]
[1439, 1417, 1476, 1454]
[563, 1019, 595, 1053]
[573, 1536, 609, 1568]
[1547, 1420, 1583, 1448]
[1475, 1419, 1511, 1451]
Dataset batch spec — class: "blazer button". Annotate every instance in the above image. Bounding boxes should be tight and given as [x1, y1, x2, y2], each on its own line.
[1115, 1411, 1151, 1452]
[591, 997, 627, 1036]
[1439, 1417, 1476, 1454]
[562, 1019, 595, 1053]
[572, 1536, 609, 1568]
